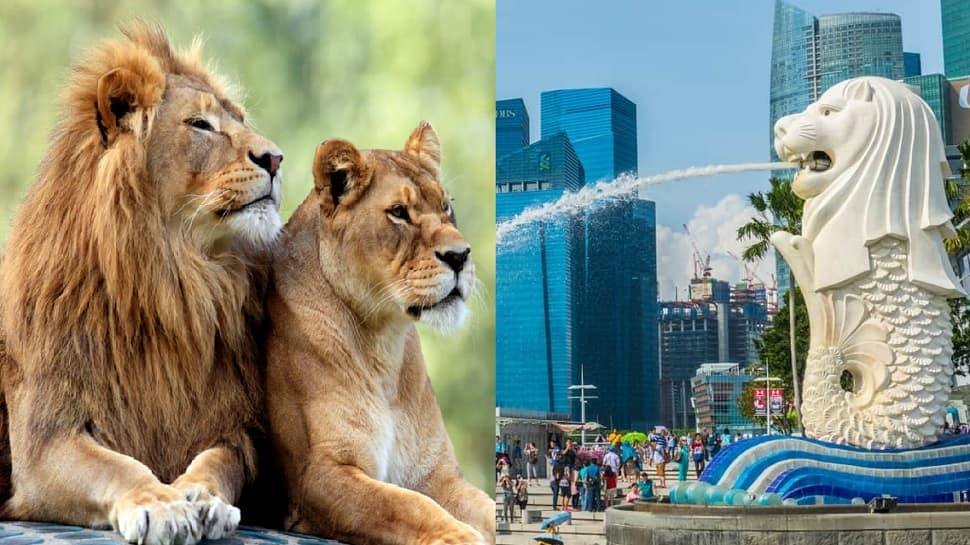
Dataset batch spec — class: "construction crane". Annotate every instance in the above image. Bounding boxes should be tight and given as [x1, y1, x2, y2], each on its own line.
[726, 250, 778, 315]
[726, 250, 757, 289]
[683, 224, 711, 280]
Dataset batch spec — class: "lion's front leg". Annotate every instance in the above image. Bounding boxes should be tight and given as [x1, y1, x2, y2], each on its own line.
[171, 444, 248, 540]
[5, 432, 201, 545]
[420, 469, 495, 543]
[293, 462, 488, 545]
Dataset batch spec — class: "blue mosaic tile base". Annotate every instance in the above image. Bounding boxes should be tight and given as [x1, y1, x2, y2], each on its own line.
[667, 434, 970, 506]
[0, 523, 345, 545]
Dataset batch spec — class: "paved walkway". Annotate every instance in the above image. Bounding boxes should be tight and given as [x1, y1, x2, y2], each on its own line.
[495, 462, 704, 545]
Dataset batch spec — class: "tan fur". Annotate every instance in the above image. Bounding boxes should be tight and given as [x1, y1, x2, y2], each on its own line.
[266, 123, 494, 545]
[0, 23, 283, 545]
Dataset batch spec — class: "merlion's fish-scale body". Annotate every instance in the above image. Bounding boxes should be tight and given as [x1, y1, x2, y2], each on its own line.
[800, 239, 952, 449]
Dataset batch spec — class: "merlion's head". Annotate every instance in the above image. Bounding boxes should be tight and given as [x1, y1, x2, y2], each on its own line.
[772, 76, 963, 297]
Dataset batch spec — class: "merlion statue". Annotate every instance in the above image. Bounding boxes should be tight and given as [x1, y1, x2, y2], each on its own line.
[772, 76, 966, 449]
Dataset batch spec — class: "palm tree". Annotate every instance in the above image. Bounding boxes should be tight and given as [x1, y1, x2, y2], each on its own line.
[944, 139, 970, 255]
[737, 177, 804, 432]
[945, 139, 970, 379]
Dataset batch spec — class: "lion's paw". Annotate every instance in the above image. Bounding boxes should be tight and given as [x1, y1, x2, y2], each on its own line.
[420, 524, 488, 545]
[112, 485, 201, 545]
[177, 484, 240, 540]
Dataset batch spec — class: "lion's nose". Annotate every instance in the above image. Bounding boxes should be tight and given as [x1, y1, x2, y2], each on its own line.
[436, 247, 471, 273]
[249, 151, 284, 178]
[774, 114, 796, 141]
[774, 122, 787, 141]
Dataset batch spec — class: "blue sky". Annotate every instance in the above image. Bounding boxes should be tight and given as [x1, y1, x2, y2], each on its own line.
[497, 0, 946, 299]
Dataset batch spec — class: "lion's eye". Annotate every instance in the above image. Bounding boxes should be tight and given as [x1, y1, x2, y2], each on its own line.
[822, 108, 832, 117]
[388, 205, 410, 222]
[186, 118, 214, 131]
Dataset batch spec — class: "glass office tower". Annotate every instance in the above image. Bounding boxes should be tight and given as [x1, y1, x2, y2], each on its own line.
[496, 98, 530, 162]
[540, 88, 637, 182]
[539, 87, 658, 429]
[904, 52, 922, 78]
[816, 13, 903, 92]
[943, 0, 970, 78]
[904, 74, 953, 146]
[496, 133, 585, 416]
[578, 198, 658, 429]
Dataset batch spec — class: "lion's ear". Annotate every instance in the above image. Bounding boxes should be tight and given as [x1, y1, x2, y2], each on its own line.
[96, 65, 164, 146]
[846, 80, 874, 102]
[404, 121, 441, 178]
[313, 139, 371, 215]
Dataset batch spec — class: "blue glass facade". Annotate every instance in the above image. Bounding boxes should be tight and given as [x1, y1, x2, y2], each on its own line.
[904, 52, 922, 78]
[497, 89, 657, 429]
[496, 98, 530, 162]
[537, 87, 656, 429]
[540, 88, 637, 182]
[692, 364, 758, 436]
[943, 0, 970, 78]
[904, 74, 953, 145]
[578, 199, 658, 429]
[816, 13, 903, 93]
[496, 134, 585, 416]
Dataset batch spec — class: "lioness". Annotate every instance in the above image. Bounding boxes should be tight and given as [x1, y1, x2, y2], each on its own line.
[0, 24, 281, 545]
[265, 123, 493, 545]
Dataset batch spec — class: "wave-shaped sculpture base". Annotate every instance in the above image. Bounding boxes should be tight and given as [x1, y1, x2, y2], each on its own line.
[667, 434, 970, 506]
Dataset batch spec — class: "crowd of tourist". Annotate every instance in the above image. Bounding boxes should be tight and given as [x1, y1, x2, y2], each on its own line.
[495, 426, 751, 520]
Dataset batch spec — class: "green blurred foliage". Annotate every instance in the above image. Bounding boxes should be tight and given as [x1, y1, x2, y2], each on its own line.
[0, 0, 495, 492]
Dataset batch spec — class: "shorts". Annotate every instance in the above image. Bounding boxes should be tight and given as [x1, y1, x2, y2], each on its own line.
[560, 485, 570, 497]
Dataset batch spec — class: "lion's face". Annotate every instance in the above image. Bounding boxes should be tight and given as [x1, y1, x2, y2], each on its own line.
[313, 123, 474, 331]
[773, 80, 877, 198]
[146, 75, 283, 250]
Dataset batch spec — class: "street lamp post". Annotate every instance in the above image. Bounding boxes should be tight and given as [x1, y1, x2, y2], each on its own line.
[568, 365, 598, 445]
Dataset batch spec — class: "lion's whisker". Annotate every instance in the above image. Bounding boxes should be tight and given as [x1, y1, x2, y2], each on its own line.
[360, 279, 410, 323]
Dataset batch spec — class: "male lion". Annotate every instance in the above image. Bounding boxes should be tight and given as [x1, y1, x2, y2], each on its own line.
[0, 24, 282, 545]
[265, 123, 494, 545]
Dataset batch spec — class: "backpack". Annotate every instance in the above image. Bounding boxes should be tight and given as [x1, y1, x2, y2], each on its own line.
[672, 447, 683, 463]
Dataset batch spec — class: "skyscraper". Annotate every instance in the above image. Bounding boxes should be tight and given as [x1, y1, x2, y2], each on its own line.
[496, 98, 530, 161]
[905, 74, 953, 145]
[659, 302, 723, 429]
[769, 0, 904, 298]
[904, 52, 922, 78]
[816, 13, 903, 92]
[942, 0, 970, 78]
[540, 88, 637, 182]
[496, 133, 585, 416]
[539, 87, 658, 429]
[579, 199, 658, 429]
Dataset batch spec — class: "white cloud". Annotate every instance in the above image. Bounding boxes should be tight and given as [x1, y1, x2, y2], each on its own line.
[656, 194, 777, 303]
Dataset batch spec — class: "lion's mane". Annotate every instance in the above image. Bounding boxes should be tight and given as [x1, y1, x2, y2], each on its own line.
[802, 76, 964, 297]
[0, 24, 265, 487]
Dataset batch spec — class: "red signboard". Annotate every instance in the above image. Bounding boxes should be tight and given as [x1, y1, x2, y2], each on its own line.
[754, 388, 767, 416]
[754, 387, 784, 416]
